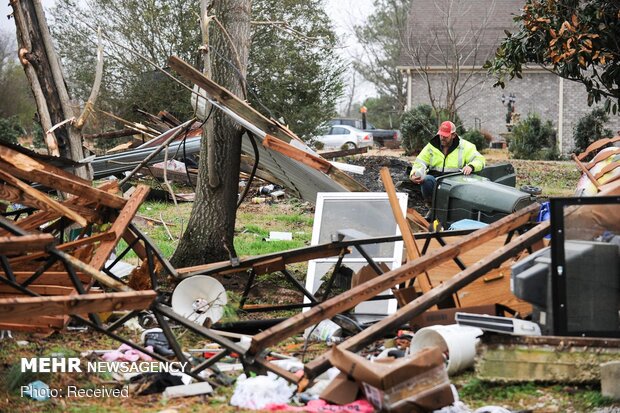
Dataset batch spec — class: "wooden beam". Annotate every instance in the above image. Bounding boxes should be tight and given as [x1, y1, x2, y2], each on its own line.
[0, 169, 88, 226]
[8, 271, 91, 286]
[0, 284, 75, 295]
[88, 185, 150, 270]
[572, 154, 601, 189]
[319, 146, 369, 159]
[380, 167, 434, 294]
[248, 203, 540, 355]
[0, 233, 55, 254]
[168, 56, 366, 193]
[168, 56, 299, 144]
[0, 146, 125, 208]
[8, 231, 115, 265]
[54, 250, 132, 292]
[0, 183, 98, 222]
[0, 290, 156, 321]
[262, 135, 367, 192]
[177, 242, 352, 277]
[303, 220, 550, 380]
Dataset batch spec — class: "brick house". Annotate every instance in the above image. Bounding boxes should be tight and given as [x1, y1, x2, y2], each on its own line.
[397, 0, 620, 155]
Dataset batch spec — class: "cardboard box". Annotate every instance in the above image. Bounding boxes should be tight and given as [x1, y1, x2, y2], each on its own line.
[319, 372, 359, 405]
[329, 346, 453, 413]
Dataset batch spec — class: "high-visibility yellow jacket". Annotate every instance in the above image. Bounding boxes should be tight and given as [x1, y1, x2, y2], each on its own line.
[410, 135, 485, 177]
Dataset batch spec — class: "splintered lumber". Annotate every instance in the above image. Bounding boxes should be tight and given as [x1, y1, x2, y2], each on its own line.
[303, 220, 550, 380]
[55, 250, 132, 292]
[0, 169, 87, 226]
[88, 184, 150, 270]
[0, 290, 156, 321]
[380, 167, 433, 294]
[249, 203, 540, 355]
[177, 239, 355, 277]
[0, 233, 55, 254]
[8, 231, 115, 266]
[0, 145, 125, 209]
[167, 56, 366, 193]
[168, 56, 298, 144]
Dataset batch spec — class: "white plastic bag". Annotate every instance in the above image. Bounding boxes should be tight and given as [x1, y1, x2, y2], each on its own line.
[230, 373, 295, 409]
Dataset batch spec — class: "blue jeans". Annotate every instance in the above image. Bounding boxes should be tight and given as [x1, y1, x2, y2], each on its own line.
[420, 175, 437, 203]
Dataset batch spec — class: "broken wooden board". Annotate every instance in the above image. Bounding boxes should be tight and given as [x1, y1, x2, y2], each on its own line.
[0, 290, 156, 321]
[476, 335, 620, 383]
[250, 203, 540, 355]
[302, 220, 549, 381]
[0, 233, 55, 254]
[415, 233, 532, 315]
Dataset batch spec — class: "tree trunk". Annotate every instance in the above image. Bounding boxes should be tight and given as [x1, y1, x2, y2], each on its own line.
[10, 0, 90, 179]
[171, 0, 251, 267]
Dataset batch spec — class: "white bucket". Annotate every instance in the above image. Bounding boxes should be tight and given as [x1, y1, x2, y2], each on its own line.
[410, 324, 483, 375]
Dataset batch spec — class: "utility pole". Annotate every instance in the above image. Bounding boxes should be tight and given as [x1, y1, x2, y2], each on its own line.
[10, 0, 90, 179]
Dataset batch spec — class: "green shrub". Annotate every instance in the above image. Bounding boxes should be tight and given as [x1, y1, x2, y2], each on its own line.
[0, 116, 24, 145]
[462, 129, 488, 151]
[401, 105, 435, 155]
[400, 105, 466, 155]
[572, 107, 613, 155]
[509, 113, 558, 160]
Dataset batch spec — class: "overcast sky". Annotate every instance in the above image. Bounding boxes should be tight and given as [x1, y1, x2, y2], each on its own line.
[1, 0, 377, 106]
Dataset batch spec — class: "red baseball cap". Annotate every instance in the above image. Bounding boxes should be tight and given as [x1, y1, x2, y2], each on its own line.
[438, 121, 456, 137]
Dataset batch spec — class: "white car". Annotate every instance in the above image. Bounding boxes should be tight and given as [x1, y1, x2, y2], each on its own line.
[314, 125, 374, 150]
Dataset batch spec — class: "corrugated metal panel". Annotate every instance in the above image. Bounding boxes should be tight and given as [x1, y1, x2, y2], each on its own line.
[241, 134, 349, 204]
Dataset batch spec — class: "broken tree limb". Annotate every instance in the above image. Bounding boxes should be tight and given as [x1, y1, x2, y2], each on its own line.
[303, 220, 551, 381]
[0, 290, 156, 321]
[83, 128, 137, 141]
[248, 203, 540, 355]
[75, 27, 104, 130]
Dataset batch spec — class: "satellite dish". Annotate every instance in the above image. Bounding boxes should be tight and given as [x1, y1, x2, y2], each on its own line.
[171, 275, 227, 326]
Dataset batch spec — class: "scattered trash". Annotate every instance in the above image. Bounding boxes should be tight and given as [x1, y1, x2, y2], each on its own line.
[0, 330, 13, 340]
[264, 231, 293, 241]
[22, 380, 50, 401]
[265, 399, 375, 413]
[305, 319, 342, 344]
[129, 372, 185, 395]
[410, 325, 483, 375]
[329, 345, 454, 413]
[102, 343, 154, 362]
[142, 328, 175, 357]
[162, 381, 214, 399]
[230, 373, 295, 410]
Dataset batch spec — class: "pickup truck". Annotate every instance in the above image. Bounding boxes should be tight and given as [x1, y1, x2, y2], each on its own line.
[330, 118, 401, 147]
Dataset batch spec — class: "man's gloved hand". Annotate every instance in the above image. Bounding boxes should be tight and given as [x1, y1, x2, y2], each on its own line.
[462, 165, 473, 175]
[410, 175, 423, 184]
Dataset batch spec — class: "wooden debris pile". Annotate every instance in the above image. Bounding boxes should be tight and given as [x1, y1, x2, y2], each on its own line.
[0, 141, 170, 333]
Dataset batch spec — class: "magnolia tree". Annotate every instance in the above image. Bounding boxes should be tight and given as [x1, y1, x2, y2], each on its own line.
[486, 0, 620, 113]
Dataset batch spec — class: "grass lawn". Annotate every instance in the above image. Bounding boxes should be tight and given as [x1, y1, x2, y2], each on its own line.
[1, 153, 615, 413]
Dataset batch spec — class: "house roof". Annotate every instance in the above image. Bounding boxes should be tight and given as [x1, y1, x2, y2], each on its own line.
[398, 0, 525, 68]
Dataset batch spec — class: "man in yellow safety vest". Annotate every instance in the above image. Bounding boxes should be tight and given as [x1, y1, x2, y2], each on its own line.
[409, 121, 486, 205]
